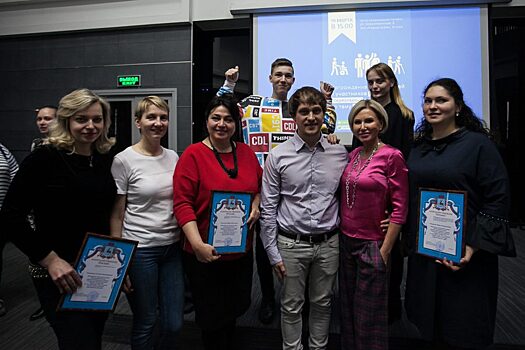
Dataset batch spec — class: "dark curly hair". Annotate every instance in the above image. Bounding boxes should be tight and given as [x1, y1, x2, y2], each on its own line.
[415, 78, 489, 142]
[203, 93, 242, 142]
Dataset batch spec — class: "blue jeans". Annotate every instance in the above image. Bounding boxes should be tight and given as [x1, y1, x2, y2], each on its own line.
[127, 242, 184, 350]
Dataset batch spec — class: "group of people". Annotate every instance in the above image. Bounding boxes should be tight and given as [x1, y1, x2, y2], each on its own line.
[0, 56, 516, 350]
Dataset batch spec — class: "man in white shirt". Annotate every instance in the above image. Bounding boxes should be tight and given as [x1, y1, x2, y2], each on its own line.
[260, 86, 347, 349]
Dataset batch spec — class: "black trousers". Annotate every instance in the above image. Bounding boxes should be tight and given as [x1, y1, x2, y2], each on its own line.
[388, 238, 404, 323]
[201, 319, 237, 350]
[0, 236, 5, 287]
[34, 276, 108, 350]
[255, 223, 274, 302]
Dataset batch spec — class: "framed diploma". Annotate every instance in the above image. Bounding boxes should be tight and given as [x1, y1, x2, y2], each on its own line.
[417, 189, 467, 264]
[208, 191, 252, 254]
[59, 233, 138, 311]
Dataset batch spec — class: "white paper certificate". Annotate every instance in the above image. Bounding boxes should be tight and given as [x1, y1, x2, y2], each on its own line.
[208, 191, 252, 254]
[70, 246, 124, 303]
[417, 189, 466, 263]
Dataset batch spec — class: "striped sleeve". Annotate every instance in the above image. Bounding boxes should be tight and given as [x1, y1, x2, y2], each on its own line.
[0, 143, 19, 208]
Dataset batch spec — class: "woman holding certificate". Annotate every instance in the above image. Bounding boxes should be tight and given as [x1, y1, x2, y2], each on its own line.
[173, 94, 261, 350]
[404, 78, 516, 349]
[110, 96, 183, 350]
[339, 99, 409, 350]
[0, 89, 116, 349]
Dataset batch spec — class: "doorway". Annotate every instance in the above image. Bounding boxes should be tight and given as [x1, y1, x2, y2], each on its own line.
[193, 19, 251, 142]
[94, 89, 178, 153]
[490, 7, 525, 225]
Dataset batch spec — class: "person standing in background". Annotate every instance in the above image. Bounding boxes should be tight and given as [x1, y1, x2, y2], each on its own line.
[0, 143, 18, 317]
[28, 104, 58, 321]
[31, 105, 57, 151]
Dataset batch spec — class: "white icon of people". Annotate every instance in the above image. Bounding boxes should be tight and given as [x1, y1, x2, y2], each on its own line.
[387, 55, 406, 75]
[331, 57, 340, 76]
[331, 57, 349, 76]
[354, 54, 364, 78]
[355, 52, 380, 78]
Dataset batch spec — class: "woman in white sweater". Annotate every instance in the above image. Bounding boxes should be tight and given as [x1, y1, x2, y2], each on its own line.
[110, 96, 183, 350]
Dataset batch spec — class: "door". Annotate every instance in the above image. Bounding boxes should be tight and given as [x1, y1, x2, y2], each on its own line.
[95, 89, 178, 153]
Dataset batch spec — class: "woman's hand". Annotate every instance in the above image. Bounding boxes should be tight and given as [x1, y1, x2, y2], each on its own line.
[379, 246, 391, 266]
[380, 211, 390, 233]
[181, 221, 221, 263]
[39, 251, 82, 294]
[122, 275, 134, 294]
[437, 245, 478, 271]
[194, 243, 221, 263]
[247, 207, 260, 229]
[326, 134, 340, 145]
[247, 194, 261, 229]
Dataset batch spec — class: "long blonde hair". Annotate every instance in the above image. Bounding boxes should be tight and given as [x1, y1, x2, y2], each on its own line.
[48, 88, 115, 154]
[366, 63, 414, 121]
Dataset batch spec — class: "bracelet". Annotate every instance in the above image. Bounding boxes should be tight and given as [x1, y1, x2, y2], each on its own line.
[28, 263, 49, 279]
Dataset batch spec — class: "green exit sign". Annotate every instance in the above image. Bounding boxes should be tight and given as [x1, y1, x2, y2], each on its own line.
[117, 75, 141, 87]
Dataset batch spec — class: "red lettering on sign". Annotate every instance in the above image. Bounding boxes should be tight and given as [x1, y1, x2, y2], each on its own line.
[249, 133, 270, 152]
[282, 120, 297, 132]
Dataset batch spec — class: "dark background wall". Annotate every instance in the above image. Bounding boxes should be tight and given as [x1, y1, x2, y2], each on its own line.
[0, 24, 192, 162]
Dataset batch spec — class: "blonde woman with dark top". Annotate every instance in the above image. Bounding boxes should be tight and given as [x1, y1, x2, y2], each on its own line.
[0, 89, 116, 349]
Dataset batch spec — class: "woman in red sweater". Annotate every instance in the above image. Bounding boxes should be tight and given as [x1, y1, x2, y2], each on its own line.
[173, 94, 261, 350]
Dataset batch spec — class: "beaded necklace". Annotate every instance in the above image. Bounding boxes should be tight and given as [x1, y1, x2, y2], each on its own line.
[208, 137, 238, 179]
[345, 142, 380, 209]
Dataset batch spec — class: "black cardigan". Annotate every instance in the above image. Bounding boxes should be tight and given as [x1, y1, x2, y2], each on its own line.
[0, 145, 116, 263]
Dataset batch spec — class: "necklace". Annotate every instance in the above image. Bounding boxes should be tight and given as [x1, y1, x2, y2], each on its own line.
[208, 137, 238, 179]
[345, 142, 380, 209]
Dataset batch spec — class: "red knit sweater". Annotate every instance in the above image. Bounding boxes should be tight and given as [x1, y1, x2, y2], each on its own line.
[173, 142, 262, 259]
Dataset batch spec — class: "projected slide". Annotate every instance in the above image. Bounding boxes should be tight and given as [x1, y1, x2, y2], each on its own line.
[255, 7, 484, 135]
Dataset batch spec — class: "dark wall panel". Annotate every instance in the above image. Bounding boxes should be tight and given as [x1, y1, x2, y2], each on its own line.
[0, 24, 192, 162]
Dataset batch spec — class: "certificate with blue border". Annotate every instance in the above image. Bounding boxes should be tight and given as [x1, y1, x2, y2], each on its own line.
[417, 189, 467, 264]
[60, 233, 137, 311]
[208, 191, 252, 254]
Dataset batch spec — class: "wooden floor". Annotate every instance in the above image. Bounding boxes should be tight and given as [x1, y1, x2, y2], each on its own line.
[1, 228, 524, 349]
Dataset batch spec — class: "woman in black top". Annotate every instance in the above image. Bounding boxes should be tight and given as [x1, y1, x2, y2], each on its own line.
[0, 88, 116, 350]
[404, 78, 515, 349]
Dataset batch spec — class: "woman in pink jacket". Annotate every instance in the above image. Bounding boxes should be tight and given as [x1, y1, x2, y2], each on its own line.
[339, 99, 409, 350]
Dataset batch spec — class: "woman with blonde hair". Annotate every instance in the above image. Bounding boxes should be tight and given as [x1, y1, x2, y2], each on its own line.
[0, 88, 116, 349]
[356, 62, 415, 322]
[111, 96, 183, 349]
[340, 99, 409, 349]
[358, 62, 414, 158]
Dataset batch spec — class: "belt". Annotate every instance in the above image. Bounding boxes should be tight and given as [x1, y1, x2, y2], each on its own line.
[278, 228, 338, 244]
